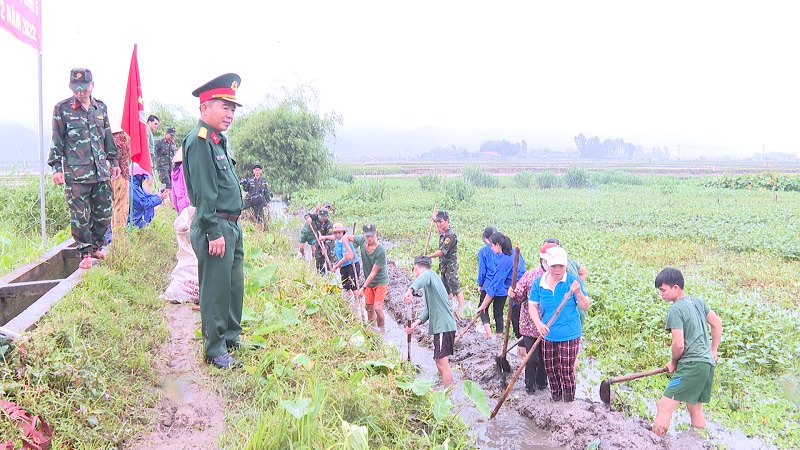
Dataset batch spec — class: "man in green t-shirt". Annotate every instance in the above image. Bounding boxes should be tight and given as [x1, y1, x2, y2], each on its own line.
[653, 267, 723, 436]
[344, 223, 389, 327]
[404, 255, 457, 386]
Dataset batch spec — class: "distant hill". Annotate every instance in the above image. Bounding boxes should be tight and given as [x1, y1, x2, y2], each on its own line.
[0, 123, 42, 168]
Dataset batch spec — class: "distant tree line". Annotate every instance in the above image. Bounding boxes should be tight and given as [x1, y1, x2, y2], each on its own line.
[479, 139, 527, 156]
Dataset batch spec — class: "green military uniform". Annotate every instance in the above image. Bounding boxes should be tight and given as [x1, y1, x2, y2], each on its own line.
[154, 128, 177, 188]
[241, 174, 271, 223]
[438, 227, 462, 295]
[304, 210, 337, 273]
[48, 68, 118, 256]
[183, 73, 245, 365]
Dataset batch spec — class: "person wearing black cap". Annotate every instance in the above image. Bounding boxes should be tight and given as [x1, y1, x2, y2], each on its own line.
[240, 164, 272, 229]
[183, 73, 245, 369]
[404, 255, 457, 386]
[427, 210, 466, 318]
[48, 68, 120, 269]
[155, 126, 178, 191]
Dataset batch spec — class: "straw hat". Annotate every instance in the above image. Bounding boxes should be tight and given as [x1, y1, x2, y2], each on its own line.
[172, 147, 183, 163]
[331, 223, 347, 233]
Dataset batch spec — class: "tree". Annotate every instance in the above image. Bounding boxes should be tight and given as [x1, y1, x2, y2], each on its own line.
[147, 101, 197, 144]
[229, 95, 340, 194]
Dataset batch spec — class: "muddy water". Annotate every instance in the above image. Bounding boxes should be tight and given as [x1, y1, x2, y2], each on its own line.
[276, 206, 777, 450]
[379, 307, 563, 449]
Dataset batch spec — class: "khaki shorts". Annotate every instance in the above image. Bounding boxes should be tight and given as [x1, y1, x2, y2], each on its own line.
[364, 285, 388, 306]
[663, 361, 715, 404]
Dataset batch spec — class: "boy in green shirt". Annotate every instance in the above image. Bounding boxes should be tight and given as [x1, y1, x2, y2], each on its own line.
[344, 223, 389, 327]
[653, 267, 723, 436]
[404, 255, 458, 387]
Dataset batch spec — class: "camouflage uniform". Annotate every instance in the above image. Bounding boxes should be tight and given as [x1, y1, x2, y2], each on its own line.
[240, 176, 271, 222]
[154, 136, 176, 188]
[305, 210, 337, 274]
[48, 95, 118, 256]
[438, 227, 462, 295]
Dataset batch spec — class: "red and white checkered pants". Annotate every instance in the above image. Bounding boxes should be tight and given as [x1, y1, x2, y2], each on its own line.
[542, 337, 581, 400]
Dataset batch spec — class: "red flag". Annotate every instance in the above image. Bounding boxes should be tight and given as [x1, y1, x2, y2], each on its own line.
[121, 44, 151, 173]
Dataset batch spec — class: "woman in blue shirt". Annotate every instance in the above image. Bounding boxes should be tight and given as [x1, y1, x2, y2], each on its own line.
[477, 232, 525, 339]
[476, 226, 499, 339]
[528, 245, 590, 402]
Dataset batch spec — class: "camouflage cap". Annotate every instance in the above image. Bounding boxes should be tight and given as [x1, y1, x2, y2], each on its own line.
[165, 127, 176, 135]
[317, 208, 329, 219]
[69, 68, 93, 91]
[362, 223, 377, 236]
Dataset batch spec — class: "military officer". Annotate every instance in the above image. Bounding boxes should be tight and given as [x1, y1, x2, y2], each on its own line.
[427, 210, 466, 318]
[182, 73, 245, 369]
[48, 68, 120, 269]
[240, 164, 272, 227]
[154, 126, 177, 189]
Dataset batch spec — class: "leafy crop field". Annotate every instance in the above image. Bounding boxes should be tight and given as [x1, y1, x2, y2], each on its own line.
[297, 173, 800, 447]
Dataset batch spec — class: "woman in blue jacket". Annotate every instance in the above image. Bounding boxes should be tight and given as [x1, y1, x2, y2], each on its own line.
[476, 226, 499, 339]
[476, 231, 524, 339]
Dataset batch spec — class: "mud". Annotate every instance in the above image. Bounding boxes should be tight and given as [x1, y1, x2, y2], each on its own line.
[382, 259, 711, 450]
[130, 303, 225, 450]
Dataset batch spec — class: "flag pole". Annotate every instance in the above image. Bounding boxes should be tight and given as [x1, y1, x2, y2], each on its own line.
[37, 50, 46, 246]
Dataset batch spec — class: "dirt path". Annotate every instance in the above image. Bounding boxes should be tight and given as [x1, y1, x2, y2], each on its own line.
[382, 260, 708, 450]
[129, 303, 225, 450]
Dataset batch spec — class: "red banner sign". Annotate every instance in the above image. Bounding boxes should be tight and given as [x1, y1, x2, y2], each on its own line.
[0, 0, 41, 52]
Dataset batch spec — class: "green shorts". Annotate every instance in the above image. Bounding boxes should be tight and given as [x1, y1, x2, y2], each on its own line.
[663, 361, 715, 404]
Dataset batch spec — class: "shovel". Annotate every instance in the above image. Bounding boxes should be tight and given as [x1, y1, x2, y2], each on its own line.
[599, 367, 668, 405]
[496, 246, 520, 388]
[491, 289, 572, 419]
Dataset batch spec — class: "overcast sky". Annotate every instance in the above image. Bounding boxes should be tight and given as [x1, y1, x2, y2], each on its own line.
[3, 1, 799, 157]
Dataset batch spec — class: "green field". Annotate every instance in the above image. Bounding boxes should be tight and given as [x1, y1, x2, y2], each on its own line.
[296, 170, 800, 447]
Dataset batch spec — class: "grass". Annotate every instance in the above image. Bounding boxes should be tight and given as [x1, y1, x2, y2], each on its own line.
[0, 174, 71, 276]
[1, 204, 476, 448]
[298, 174, 800, 448]
[0, 217, 175, 447]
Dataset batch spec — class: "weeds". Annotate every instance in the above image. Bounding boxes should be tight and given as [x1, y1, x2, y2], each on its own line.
[535, 170, 560, 189]
[0, 215, 175, 447]
[439, 177, 475, 208]
[305, 176, 800, 448]
[563, 166, 589, 188]
[462, 166, 498, 188]
[513, 170, 536, 188]
[419, 171, 444, 191]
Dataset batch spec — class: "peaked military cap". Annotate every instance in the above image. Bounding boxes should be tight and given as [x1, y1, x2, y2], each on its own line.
[192, 73, 242, 106]
[165, 126, 176, 135]
[69, 68, 93, 91]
